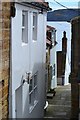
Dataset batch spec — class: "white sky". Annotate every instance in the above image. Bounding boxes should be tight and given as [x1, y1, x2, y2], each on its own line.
[46, 0, 79, 58]
[46, 0, 80, 10]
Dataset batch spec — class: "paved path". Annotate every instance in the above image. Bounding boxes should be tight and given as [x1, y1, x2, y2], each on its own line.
[44, 84, 71, 120]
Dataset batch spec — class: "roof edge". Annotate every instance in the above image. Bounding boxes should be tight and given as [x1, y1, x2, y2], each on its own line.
[15, 2, 52, 11]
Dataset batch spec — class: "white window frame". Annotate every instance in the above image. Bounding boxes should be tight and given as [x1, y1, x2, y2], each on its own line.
[22, 10, 28, 44]
[29, 71, 38, 113]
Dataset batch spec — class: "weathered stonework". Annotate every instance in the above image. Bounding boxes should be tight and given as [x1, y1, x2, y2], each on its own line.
[0, 2, 11, 119]
[0, 1, 2, 119]
[70, 17, 80, 120]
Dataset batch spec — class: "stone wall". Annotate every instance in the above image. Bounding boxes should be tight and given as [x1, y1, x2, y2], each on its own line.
[0, 2, 11, 119]
[0, 2, 2, 119]
[70, 17, 80, 119]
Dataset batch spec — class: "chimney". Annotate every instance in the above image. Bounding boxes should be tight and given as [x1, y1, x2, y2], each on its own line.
[62, 31, 67, 85]
[62, 31, 67, 54]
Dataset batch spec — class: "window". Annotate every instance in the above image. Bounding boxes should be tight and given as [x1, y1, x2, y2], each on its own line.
[29, 71, 38, 112]
[52, 31, 55, 43]
[22, 11, 28, 43]
[52, 30, 56, 45]
[32, 12, 37, 41]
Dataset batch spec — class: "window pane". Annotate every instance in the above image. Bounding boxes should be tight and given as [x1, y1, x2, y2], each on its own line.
[22, 13, 25, 27]
[33, 12, 37, 27]
[22, 29, 24, 42]
[34, 73, 37, 87]
[22, 11, 28, 43]
[29, 72, 38, 106]
[29, 78, 33, 93]
[29, 93, 34, 105]
[33, 12, 37, 40]
[34, 88, 37, 100]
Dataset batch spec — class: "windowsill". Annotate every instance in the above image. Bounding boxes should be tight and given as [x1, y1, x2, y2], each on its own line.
[29, 100, 38, 113]
[22, 42, 28, 46]
[33, 40, 37, 42]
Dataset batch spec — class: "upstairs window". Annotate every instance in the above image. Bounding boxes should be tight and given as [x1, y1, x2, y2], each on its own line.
[22, 11, 28, 43]
[32, 12, 37, 41]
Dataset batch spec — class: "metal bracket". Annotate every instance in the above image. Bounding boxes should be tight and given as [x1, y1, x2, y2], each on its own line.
[22, 72, 32, 84]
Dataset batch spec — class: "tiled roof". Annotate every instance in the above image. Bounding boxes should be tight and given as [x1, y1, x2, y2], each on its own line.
[47, 25, 55, 31]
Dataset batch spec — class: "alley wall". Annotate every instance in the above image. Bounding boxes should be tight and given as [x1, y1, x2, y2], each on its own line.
[0, 2, 11, 119]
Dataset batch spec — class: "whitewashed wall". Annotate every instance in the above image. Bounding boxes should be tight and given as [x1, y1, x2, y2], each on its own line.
[10, 3, 47, 118]
[64, 51, 71, 85]
[50, 46, 57, 89]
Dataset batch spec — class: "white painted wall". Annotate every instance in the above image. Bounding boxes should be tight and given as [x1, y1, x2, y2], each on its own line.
[64, 51, 71, 85]
[50, 46, 57, 89]
[11, 3, 47, 118]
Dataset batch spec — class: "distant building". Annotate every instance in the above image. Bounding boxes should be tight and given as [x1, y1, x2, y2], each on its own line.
[57, 31, 70, 85]
[46, 25, 57, 92]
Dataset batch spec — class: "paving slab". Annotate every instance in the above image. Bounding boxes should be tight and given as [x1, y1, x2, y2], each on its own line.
[44, 84, 71, 119]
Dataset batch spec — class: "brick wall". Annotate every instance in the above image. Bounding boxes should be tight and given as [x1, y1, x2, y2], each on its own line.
[0, 2, 11, 119]
[0, 1, 3, 119]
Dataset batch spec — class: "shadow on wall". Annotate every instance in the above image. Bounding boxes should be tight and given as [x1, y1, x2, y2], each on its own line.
[15, 63, 46, 118]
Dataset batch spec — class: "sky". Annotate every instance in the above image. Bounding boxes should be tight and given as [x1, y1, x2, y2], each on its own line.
[45, 0, 78, 62]
[45, 0, 80, 10]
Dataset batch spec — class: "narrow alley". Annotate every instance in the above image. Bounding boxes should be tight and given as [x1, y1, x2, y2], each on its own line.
[44, 84, 71, 120]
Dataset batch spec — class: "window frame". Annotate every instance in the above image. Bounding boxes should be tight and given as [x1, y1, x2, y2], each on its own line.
[32, 12, 38, 41]
[29, 71, 38, 113]
[22, 10, 28, 44]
